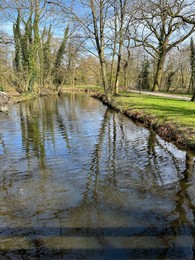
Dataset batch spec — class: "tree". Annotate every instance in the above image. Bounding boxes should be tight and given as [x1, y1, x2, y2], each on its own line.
[137, 59, 150, 90]
[89, 0, 110, 93]
[11, 0, 70, 93]
[168, 0, 195, 25]
[42, 25, 52, 86]
[112, 0, 128, 95]
[52, 26, 69, 88]
[13, 10, 22, 72]
[190, 38, 195, 101]
[12, 2, 44, 92]
[134, 0, 195, 92]
[46, 0, 134, 95]
[122, 38, 131, 91]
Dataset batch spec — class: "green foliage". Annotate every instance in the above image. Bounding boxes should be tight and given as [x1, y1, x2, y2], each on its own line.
[137, 59, 150, 90]
[53, 26, 69, 86]
[190, 37, 195, 101]
[0, 86, 4, 91]
[13, 11, 22, 72]
[55, 26, 69, 70]
[12, 5, 70, 92]
[21, 15, 32, 72]
[166, 70, 176, 91]
[42, 25, 52, 80]
[190, 38, 195, 85]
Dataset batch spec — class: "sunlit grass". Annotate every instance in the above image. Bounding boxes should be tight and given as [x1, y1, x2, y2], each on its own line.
[115, 92, 195, 125]
[109, 92, 195, 146]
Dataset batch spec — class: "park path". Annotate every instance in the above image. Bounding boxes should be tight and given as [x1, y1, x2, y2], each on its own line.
[129, 89, 191, 101]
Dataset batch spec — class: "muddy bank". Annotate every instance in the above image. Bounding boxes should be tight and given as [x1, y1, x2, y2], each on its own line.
[0, 89, 56, 114]
[0, 92, 13, 113]
[92, 93, 195, 151]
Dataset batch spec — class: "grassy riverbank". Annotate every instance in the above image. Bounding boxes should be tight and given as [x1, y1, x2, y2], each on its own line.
[92, 92, 195, 150]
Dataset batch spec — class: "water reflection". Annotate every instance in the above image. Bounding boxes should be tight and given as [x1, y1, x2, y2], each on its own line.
[0, 93, 195, 259]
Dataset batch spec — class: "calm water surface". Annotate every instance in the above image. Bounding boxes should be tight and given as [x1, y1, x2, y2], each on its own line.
[0, 93, 195, 259]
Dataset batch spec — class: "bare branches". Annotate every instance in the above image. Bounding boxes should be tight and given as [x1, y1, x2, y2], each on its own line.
[132, 0, 195, 91]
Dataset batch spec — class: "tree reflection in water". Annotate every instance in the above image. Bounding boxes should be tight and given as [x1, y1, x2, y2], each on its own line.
[0, 93, 195, 259]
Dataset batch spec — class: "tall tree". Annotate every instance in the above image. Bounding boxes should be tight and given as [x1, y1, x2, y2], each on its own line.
[168, 0, 195, 25]
[137, 59, 150, 90]
[53, 26, 69, 87]
[13, 10, 22, 72]
[111, 0, 127, 95]
[11, 0, 70, 92]
[190, 38, 195, 101]
[134, 0, 195, 92]
[90, 0, 109, 93]
[42, 25, 52, 86]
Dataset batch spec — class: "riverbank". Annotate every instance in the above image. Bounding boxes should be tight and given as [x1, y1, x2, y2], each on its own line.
[92, 92, 195, 150]
[0, 91, 38, 113]
[0, 87, 57, 113]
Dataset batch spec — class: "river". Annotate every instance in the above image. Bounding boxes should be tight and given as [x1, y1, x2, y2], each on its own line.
[0, 93, 195, 259]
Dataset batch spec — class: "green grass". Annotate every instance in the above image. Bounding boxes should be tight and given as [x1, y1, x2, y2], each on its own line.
[115, 92, 195, 126]
[110, 92, 195, 146]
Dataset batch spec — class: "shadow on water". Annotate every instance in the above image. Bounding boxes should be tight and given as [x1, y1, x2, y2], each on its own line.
[0, 93, 195, 259]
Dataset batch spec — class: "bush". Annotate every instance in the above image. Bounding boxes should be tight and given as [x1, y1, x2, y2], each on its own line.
[0, 86, 4, 92]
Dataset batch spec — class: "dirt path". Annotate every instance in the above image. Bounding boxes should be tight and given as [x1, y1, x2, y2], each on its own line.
[129, 89, 191, 101]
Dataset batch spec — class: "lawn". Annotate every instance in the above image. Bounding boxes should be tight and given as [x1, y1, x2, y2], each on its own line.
[114, 92, 195, 127]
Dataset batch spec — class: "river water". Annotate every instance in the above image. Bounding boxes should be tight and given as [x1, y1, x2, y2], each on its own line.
[0, 93, 195, 259]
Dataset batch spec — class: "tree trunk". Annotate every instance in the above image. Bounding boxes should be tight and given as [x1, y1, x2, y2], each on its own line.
[152, 53, 166, 92]
[113, 0, 127, 96]
[123, 42, 131, 92]
[191, 88, 195, 101]
[114, 53, 121, 95]
[100, 57, 108, 92]
[124, 62, 128, 91]
[90, 0, 108, 94]
[191, 75, 195, 102]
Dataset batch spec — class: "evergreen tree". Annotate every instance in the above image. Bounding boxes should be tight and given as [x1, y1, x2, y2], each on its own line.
[137, 59, 150, 90]
[13, 3, 69, 93]
[42, 25, 52, 85]
[166, 70, 176, 92]
[190, 37, 195, 101]
[13, 11, 22, 72]
[55, 26, 69, 69]
[53, 26, 69, 85]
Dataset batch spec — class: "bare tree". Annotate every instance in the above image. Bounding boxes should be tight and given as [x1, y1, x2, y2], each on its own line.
[168, 0, 195, 25]
[134, 0, 195, 92]
[46, 0, 135, 95]
[90, 0, 110, 92]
